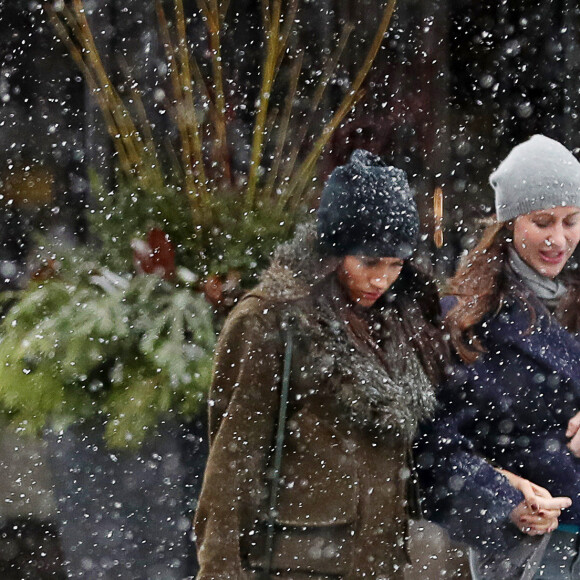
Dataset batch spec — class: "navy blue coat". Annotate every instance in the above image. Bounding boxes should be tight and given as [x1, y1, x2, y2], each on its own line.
[416, 289, 580, 550]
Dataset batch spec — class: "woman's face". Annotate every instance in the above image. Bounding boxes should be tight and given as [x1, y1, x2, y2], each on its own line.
[513, 205, 580, 278]
[337, 255, 404, 307]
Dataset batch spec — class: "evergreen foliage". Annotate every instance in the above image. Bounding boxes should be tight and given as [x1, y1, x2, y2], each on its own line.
[0, 260, 215, 448]
[0, 0, 398, 449]
[91, 181, 294, 284]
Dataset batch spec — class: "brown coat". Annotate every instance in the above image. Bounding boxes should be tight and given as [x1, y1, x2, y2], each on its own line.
[194, 225, 437, 580]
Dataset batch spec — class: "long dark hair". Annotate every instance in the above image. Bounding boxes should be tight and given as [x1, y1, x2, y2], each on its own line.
[339, 259, 450, 385]
[446, 219, 580, 364]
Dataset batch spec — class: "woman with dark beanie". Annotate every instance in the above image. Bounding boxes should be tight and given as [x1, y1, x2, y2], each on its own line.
[417, 135, 580, 579]
[193, 149, 449, 579]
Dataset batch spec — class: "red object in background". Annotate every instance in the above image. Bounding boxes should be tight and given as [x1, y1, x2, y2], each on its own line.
[131, 228, 176, 280]
[202, 274, 223, 308]
[31, 258, 60, 282]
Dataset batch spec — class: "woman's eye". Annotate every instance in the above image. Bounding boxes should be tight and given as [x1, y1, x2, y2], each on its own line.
[565, 220, 579, 228]
[533, 222, 549, 228]
[362, 258, 380, 267]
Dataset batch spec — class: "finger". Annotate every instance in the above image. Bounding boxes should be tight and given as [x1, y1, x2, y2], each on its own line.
[526, 527, 550, 536]
[566, 413, 580, 438]
[520, 513, 559, 525]
[535, 496, 572, 511]
[529, 483, 552, 499]
[517, 503, 562, 521]
[520, 518, 558, 535]
[534, 518, 559, 533]
[518, 481, 540, 510]
[536, 509, 561, 519]
[567, 431, 580, 458]
[520, 526, 547, 536]
[536, 505, 562, 515]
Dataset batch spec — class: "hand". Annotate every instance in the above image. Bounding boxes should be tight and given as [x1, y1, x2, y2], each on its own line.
[510, 500, 563, 535]
[496, 468, 572, 536]
[497, 468, 552, 509]
[566, 411, 580, 458]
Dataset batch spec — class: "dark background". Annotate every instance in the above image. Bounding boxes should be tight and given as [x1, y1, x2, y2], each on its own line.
[1, 0, 579, 284]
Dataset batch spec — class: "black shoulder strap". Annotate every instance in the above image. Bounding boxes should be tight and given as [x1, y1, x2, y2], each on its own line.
[262, 324, 293, 579]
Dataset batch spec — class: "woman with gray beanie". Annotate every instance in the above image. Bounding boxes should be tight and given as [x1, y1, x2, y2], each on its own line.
[193, 149, 449, 578]
[417, 134, 580, 579]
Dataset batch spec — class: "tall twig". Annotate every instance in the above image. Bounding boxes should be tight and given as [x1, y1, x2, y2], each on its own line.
[281, 0, 398, 208]
[157, 0, 208, 212]
[263, 51, 304, 201]
[277, 23, 354, 197]
[71, 0, 144, 168]
[46, 1, 164, 187]
[275, 0, 299, 71]
[45, 5, 131, 170]
[245, 0, 284, 210]
[174, 0, 209, 201]
[156, 0, 196, 207]
[198, 0, 231, 182]
[118, 58, 159, 166]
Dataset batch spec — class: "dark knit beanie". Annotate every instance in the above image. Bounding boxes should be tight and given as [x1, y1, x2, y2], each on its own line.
[317, 149, 419, 258]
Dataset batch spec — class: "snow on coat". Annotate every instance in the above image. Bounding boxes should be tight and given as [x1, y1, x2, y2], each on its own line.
[194, 223, 437, 579]
[417, 282, 580, 554]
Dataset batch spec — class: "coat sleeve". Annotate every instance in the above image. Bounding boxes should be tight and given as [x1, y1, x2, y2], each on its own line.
[480, 340, 580, 521]
[415, 364, 525, 553]
[194, 301, 283, 580]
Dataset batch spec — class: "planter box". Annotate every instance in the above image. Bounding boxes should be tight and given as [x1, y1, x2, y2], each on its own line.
[45, 415, 208, 579]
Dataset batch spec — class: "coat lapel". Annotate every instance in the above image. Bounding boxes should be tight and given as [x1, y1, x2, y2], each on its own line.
[487, 300, 580, 391]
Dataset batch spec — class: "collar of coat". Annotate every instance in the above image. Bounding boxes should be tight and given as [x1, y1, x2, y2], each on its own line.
[483, 288, 580, 391]
[249, 222, 435, 439]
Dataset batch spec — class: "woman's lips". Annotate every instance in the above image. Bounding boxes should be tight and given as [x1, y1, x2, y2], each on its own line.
[362, 291, 382, 301]
[539, 251, 565, 264]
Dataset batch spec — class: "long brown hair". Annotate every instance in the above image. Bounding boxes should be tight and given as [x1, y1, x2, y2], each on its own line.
[446, 219, 580, 364]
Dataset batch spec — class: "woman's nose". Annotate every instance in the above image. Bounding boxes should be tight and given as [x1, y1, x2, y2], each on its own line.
[547, 225, 566, 248]
[371, 274, 391, 289]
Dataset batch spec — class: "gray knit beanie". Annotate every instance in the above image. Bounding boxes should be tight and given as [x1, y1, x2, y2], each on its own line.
[317, 149, 419, 258]
[491, 134, 580, 222]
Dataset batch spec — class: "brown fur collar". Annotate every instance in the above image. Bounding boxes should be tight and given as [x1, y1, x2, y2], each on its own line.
[255, 222, 341, 301]
[255, 223, 436, 438]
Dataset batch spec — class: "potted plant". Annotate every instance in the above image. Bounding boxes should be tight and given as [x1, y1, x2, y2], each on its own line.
[0, 0, 399, 576]
[0, 229, 216, 577]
